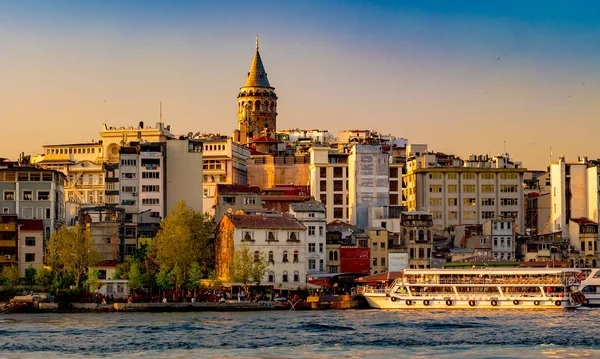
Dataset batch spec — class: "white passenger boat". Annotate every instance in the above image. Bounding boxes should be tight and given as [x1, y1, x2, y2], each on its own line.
[361, 268, 585, 309]
[578, 268, 600, 306]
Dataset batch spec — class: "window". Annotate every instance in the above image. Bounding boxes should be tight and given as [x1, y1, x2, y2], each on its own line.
[429, 185, 442, 192]
[334, 251, 338, 261]
[320, 167, 327, 178]
[463, 198, 476, 206]
[282, 251, 288, 262]
[268, 251, 274, 264]
[463, 173, 475, 180]
[141, 185, 160, 192]
[429, 173, 442, 180]
[25, 253, 35, 262]
[447, 185, 457, 193]
[244, 196, 256, 205]
[500, 185, 518, 193]
[308, 226, 316, 236]
[463, 211, 476, 220]
[429, 198, 442, 206]
[500, 173, 518, 180]
[334, 194, 343, 205]
[320, 259, 324, 271]
[268, 271, 275, 282]
[223, 196, 235, 205]
[4, 191, 14, 201]
[390, 168, 398, 178]
[254, 251, 260, 262]
[308, 213, 315, 218]
[320, 194, 327, 205]
[463, 185, 475, 193]
[203, 160, 223, 170]
[447, 173, 457, 180]
[373, 258, 378, 266]
[121, 172, 137, 179]
[432, 211, 442, 219]
[36, 191, 50, 201]
[25, 237, 36, 246]
[243, 231, 254, 242]
[142, 172, 160, 179]
[372, 242, 378, 252]
[267, 232, 276, 242]
[288, 231, 298, 241]
[482, 211, 495, 219]
[482, 198, 495, 206]
[141, 198, 160, 205]
[333, 180, 343, 191]
[320, 181, 327, 192]
[319, 226, 323, 236]
[319, 243, 323, 253]
[329, 251, 334, 260]
[334, 208, 343, 219]
[282, 271, 289, 282]
[293, 250, 299, 263]
[481, 185, 495, 193]
[308, 259, 316, 270]
[481, 173, 495, 180]
[333, 167, 343, 178]
[500, 198, 518, 206]
[23, 191, 33, 201]
[309, 243, 316, 252]
[447, 198, 457, 206]
[293, 271, 300, 282]
[480, 238, 487, 245]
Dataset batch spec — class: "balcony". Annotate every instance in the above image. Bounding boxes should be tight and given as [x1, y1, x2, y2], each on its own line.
[0, 223, 16, 231]
[0, 240, 17, 247]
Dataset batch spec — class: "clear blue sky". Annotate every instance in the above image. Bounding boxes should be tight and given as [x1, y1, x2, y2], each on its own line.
[1, 0, 599, 168]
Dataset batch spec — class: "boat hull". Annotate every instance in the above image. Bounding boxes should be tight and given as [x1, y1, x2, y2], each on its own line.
[363, 295, 578, 309]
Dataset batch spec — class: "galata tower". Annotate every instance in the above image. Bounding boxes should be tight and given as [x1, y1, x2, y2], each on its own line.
[233, 36, 278, 144]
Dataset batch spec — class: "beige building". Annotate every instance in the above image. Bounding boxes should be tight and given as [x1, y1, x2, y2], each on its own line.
[368, 228, 388, 273]
[246, 154, 310, 191]
[200, 137, 250, 213]
[165, 139, 203, 214]
[403, 153, 526, 232]
[309, 145, 350, 223]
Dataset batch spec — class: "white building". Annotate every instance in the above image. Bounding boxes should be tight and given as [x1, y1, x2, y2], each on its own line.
[484, 219, 515, 260]
[309, 145, 350, 223]
[348, 144, 390, 230]
[289, 201, 327, 275]
[215, 213, 307, 286]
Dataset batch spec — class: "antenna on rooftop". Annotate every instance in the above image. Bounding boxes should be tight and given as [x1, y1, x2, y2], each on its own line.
[104, 100, 107, 123]
[160, 101, 163, 123]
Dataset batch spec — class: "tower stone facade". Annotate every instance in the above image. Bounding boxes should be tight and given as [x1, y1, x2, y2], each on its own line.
[234, 37, 278, 144]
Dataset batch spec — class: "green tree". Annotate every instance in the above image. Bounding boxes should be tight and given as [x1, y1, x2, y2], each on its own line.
[45, 225, 101, 288]
[187, 262, 203, 290]
[35, 266, 54, 289]
[84, 268, 103, 292]
[229, 243, 268, 294]
[128, 262, 143, 292]
[149, 201, 213, 289]
[1, 265, 20, 290]
[24, 265, 37, 289]
[156, 267, 173, 291]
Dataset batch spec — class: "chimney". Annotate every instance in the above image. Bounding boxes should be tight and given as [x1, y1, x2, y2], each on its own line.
[139, 121, 144, 129]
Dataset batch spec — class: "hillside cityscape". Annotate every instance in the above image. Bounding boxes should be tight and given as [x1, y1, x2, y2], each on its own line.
[1, 38, 598, 298]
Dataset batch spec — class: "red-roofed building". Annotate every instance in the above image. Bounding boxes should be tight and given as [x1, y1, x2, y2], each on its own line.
[262, 185, 311, 212]
[215, 213, 307, 286]
[213, 184, 263, 225]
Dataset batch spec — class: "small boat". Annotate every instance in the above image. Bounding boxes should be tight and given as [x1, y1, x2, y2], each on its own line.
[578, 268, 600, 306]
[360, 268, 585, 309]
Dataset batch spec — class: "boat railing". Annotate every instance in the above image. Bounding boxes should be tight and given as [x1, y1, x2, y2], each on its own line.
[405, 277, 563, 286]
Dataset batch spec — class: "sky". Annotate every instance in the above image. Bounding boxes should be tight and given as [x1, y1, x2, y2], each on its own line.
[1, 0, 599, 169]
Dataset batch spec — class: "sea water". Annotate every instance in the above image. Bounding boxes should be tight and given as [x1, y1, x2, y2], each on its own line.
[1, 308, 599, 358]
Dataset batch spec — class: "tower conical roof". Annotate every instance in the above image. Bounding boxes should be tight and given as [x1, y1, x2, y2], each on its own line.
[244, 39, 272, 88]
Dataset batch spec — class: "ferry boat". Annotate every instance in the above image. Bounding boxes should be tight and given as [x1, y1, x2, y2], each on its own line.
[360, 268, 585, 309]
[578, 268, 600, 306]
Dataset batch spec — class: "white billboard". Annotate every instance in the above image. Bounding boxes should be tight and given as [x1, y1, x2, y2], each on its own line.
[388, 252, 409, 271]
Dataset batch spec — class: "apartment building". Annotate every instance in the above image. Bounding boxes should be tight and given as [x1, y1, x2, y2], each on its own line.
[289, 201, 327, 275]
[483, 219, 516, 260]
[309, 145, 350, 223]
[215, 213, 307, 286]
[403, 152, 525, 232]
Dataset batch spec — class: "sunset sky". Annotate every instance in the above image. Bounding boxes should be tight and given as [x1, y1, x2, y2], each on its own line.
[1, 0, 599, 169]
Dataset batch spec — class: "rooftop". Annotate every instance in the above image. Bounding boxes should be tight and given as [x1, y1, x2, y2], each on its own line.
[290, 201, 325, 213]
[227, 214, 305, 230]
[217, 184, 262, 195]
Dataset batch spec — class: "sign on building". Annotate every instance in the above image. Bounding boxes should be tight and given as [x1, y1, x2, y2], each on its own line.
[388, 253, 409, 271]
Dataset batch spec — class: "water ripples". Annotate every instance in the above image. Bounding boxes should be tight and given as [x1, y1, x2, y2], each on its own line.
[1, 309, 600, 358]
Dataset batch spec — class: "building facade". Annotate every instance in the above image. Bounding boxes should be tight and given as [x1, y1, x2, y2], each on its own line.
[289, 202, 327, 275]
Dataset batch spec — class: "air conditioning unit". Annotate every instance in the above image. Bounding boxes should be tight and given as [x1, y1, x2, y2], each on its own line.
[4, 254, 11, 260]
[132, 192, 137, 196]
